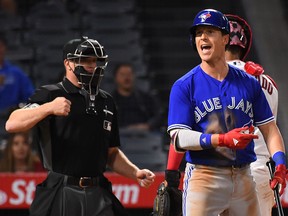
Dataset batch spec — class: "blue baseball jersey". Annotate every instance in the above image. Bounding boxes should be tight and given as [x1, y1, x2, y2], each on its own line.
[167, 65, 274, 166]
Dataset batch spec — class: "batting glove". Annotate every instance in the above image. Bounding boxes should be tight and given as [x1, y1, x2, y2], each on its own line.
[218, 126, 258, 149]
[270, 164, 287, 196]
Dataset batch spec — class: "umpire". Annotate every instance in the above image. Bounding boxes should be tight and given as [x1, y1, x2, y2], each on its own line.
[5, 36, 155, 216]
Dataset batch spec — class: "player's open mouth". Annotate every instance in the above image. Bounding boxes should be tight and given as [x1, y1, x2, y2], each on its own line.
[201, 45, 212, 51]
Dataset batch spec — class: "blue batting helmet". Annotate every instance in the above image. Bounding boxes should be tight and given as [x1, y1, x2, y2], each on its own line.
[189, 9, 230, 48]
[190, 9, 230, 38]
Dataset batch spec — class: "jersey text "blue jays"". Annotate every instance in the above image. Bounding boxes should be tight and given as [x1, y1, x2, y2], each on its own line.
[195, 96, 253, 123]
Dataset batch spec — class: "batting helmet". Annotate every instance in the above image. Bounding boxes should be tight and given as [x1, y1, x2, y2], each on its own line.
[190, 9, 230, 37]
[225, 14, 252, 60]
[189, 9, 230, 49]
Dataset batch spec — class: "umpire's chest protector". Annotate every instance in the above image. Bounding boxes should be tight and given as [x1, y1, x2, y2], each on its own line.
[31, 80, 119, 176]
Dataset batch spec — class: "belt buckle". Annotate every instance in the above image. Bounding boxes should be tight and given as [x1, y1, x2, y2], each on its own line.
[79, 177, 93, 188]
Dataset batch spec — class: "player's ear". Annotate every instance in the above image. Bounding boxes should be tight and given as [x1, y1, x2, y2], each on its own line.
[223, 34, 230, 46]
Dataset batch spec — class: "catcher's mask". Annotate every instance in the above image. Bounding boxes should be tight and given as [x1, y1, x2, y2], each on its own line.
[66, 37, 108, 96]
[225, 14, 252, 60]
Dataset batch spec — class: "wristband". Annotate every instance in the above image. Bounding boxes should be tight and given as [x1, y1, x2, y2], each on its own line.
[272, 151, 287, 166]
[200, 134, 212, 149]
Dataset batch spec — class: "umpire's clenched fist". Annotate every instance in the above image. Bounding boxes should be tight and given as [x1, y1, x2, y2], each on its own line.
[50, 97, 71, 116]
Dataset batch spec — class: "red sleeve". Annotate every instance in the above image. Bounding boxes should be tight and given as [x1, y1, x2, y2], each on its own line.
[166, 144, 185, 170]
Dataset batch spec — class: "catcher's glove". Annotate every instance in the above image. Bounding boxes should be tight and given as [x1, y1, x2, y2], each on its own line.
[152, 170, 182, 216]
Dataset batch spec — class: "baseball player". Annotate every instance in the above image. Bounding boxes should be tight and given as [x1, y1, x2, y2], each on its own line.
[225, 14, 278, 216]
[5, 36, 155, 216]
[166, 9, 287, 216]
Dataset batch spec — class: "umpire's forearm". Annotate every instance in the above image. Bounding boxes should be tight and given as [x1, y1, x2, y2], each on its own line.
[107, 147, 140, 180]
[5, 104, 52, 133]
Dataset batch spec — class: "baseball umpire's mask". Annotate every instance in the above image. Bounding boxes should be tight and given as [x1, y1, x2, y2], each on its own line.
[67, 37, 108, 96]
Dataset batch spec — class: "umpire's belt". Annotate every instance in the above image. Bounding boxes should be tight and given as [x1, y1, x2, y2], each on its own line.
[64, 176, 101, 188]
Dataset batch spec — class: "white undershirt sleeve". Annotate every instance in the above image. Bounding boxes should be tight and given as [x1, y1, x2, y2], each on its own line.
[170, 129, 204, 151]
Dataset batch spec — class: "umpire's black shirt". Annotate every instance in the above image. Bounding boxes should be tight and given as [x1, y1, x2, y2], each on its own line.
[28, 78, 120, 177]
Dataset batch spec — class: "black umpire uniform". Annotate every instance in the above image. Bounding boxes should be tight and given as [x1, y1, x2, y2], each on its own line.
[28, 39, 128, 216]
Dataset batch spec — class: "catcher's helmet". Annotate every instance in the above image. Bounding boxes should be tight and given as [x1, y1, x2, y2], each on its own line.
[65, 36, 108, 95]
[225, 14, 252, 60]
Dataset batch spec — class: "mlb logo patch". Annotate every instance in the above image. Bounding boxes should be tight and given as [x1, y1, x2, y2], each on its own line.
[103, 120, 112, 131]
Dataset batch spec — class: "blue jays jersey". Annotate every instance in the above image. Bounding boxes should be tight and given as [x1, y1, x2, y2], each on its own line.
[167, 65, 274, 166]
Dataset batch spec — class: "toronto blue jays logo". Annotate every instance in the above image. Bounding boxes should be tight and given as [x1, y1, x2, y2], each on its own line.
[199, 12, 211, 22]
[194, 96, 254, 123]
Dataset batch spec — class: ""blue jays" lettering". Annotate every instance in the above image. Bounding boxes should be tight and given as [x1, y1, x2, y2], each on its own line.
[194, 97, 253, 123]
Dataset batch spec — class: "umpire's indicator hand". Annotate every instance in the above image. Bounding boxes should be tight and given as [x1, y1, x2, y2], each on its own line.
[48, 97, 71, 116]
[136, 169, 155, 188]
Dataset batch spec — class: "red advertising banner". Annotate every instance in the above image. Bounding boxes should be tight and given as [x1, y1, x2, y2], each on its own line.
[0, 172, 166, 209]
[0, 172, 288, 209]
[0, 173, 46, 209]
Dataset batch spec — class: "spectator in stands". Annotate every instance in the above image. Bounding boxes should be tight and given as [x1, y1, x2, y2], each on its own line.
[0, 32, 34, 146]
[111, 63, 163, 131]
[0, 131, 44, 172]
[0, 32, 34, 111]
